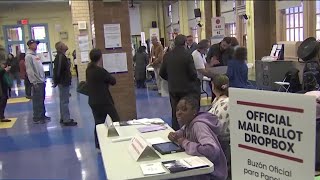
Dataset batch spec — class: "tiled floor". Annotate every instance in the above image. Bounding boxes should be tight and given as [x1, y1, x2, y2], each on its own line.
[0, 78, 174, 180]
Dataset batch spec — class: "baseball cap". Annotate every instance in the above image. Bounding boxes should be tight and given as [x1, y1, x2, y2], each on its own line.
[27, 39, 40, 46]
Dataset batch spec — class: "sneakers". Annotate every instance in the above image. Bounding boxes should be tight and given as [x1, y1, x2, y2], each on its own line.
[26, 96, 32, 99]
[43, 116, 51, 121]
[33, 119, 46, 124]
[0, 119, 11, 122]
[60, 119, 78, 126]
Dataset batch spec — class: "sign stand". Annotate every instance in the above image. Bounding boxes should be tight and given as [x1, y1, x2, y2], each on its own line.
[128, 136, 160, 161]
[104, 115, 119, 137]
[229, 88, 316, 180]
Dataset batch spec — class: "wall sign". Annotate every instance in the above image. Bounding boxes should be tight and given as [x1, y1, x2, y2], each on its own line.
[211, 17, 225, 44]
[229, 88, 316, 180]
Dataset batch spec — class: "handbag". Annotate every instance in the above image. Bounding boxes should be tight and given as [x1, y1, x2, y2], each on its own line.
[77, 81, 89, 96]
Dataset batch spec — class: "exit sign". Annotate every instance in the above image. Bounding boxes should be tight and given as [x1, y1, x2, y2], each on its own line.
[18, 19, 28, 25]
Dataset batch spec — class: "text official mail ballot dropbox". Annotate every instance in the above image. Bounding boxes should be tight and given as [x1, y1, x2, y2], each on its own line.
[229, 88, 316, 180]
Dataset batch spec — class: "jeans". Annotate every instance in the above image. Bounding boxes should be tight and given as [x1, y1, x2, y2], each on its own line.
[10, 72, 21, 85]
[59, 85, 71, 122]
[0, 94, 8, 119]
[32, 83, 46, 120]
[24, 75, 32, 97]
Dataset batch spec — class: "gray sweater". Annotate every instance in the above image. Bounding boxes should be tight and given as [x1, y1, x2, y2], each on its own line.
[25, 49, 45, 84]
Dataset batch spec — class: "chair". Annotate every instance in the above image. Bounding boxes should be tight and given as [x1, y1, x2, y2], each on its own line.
[201, 76, 211, 99]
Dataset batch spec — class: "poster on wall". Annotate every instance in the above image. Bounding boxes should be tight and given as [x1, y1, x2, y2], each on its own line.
[229, 88, 316, 180]
[102, 53, 128, 73]
[211, 17, 225, 44]
[104, 24, 122, 49]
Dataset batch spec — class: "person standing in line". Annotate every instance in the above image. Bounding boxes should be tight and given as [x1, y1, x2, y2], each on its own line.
[186, 35, 198, 54]
[86, 48, 120, 150]
[7, 53, 21, 86]
[72, 50, 78, 78]
[227, 47, 249, 88]
[133, 46, 148, 88]
[0, 58, 12, 122]
[25, 39, 50, 124]
[53, 42, 78, 126]
[160, 34, 200, 131]
[149, 36, 164, 95]
[19, 53, 32, 99]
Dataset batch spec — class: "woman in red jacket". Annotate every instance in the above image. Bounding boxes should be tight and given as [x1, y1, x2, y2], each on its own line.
[19, 53, 31, 99]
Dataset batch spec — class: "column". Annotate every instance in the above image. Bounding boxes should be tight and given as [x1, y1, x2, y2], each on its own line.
[178, 0, 189, 35]
[90, 0, 137, 120]
[246, 0, 255, 63]
[70, 0, 92, 82]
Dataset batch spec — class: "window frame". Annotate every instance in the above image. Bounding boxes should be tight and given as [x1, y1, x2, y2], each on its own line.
[284, 5, 303, 41]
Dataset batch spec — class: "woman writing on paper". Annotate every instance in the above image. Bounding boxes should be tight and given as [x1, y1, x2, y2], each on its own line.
[86, 48, 120, 150]
[168, 96, 227, 180]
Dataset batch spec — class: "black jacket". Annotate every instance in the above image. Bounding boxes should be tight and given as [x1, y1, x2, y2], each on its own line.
[53, 52, 72, 86]
[86, 62, 116, 106]
[160, 46, 200, 94]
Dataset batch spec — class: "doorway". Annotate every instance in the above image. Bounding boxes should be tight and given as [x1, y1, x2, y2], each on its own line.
[3, 25, 26, 56]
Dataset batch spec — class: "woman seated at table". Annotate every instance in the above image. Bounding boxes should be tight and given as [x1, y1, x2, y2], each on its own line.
[208, 74, 231, 179]
[227, 47, 249, 88]
[168, 96, 227, 180]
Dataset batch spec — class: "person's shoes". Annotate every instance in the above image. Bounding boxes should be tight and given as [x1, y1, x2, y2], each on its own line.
[96, 148, 101, 153]
[61, 120, 78, 126]
[0, 119, 11, 122]
[60, 119, 75, 123]
[26, 96, 32, 99]
[43, 116, 51, 121]
[33, 119, 46, 124]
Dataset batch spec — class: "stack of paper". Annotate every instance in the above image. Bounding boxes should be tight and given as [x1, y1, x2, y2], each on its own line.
[146, 137, 168, 145]
[140, 162, 166, 175]
[137, 125, 167, 133]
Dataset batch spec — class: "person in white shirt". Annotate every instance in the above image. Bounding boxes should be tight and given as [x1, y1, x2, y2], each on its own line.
[191, 39, 213, 81]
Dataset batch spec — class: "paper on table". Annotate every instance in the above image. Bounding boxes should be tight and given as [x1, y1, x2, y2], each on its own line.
[137, 125, 167, 133]
[80, 51, 89, 63]
[270, 44, 277, 56]
[140, 162, 166, 175]
[146, 137, 168, 145]
[181, 156, 209, 168]
[102, 53, 128, 73]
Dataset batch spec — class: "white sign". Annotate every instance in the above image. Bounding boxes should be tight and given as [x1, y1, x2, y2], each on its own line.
[128, 135, 160, 161]
[211, 17, 225, 44]
[80, 51, 89, 63]
[104, 115, 119, 137]
[141, 32, 147, 46]
[78, 35, 90, 52]
[104, 24, 122, 48]
[102, 53, 128, 73]
[229, 88, 316, 180]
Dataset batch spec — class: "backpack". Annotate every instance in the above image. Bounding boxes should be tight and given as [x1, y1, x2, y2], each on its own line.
[284, 68, 301, 93]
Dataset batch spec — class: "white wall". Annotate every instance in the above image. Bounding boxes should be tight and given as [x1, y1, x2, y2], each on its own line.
[277, 0, 302, 10]
[172, 2, 179, 24]
[129, 4, 142, 35]
[220, 0, 236, 24]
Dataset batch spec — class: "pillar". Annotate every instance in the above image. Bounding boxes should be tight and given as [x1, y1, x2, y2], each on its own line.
[246, 0, 255, 63]
[157, 1, 165, 40]
[204, 0, 213, 39]
[90, 0, 136, 120]
[178, 0, 189, 35]
[70, 0, 92, 82]
[303, 1, 316, 39]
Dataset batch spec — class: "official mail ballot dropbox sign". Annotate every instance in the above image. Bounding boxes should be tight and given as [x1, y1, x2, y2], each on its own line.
[229, 88, 316, 180]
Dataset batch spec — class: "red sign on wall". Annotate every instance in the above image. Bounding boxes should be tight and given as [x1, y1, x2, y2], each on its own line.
[20, 19, 28, 25]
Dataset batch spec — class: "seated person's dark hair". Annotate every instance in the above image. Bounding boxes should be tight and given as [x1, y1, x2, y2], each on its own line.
[234, 47, 247, 62]
[222, 37, 232, 44]
[89, 48, 102, 63]
[180, 95, 200, 112]
[197, 39, 210, 50]
[137, 46, 146, 53]
[174, 34, 187, 46]
[230, 37, 239, 47]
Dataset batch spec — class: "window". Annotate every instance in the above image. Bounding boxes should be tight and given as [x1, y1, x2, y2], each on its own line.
[225, 23, 236, 37]
[316, 1, 320, 40]
[285, 5, 303, 41]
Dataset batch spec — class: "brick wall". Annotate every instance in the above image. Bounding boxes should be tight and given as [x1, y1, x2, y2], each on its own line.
[70, 0, 92, 82]
[90, 0, 137, 121]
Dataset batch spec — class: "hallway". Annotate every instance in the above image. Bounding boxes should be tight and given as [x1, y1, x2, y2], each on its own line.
[0, 78, 172, 180]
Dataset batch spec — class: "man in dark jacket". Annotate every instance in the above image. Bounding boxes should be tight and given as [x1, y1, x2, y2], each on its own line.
[53, 41, 77, 126]
[160, 34, 200, 131]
